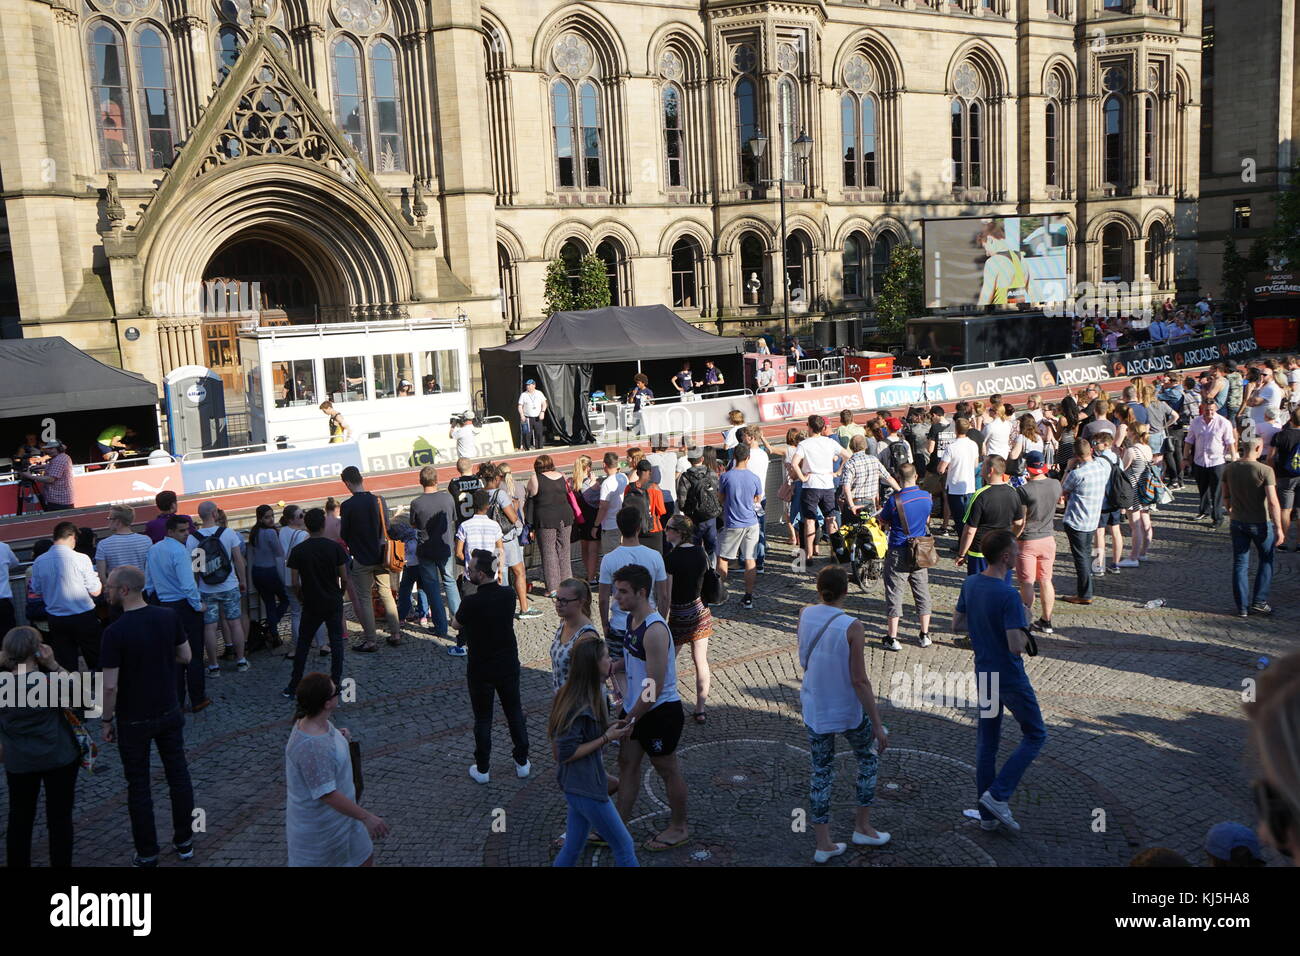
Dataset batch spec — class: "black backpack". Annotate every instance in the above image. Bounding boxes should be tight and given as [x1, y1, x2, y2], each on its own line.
[1100, 454, 1133, 513]
[622, 482, 654, 535]
[684, 469, 723, 523]
[195, 530, 232, 586]
[887, 439, 913, 479]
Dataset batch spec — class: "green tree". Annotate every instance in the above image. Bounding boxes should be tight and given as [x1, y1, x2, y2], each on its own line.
[1273, 160, 1300, 267]
[1246, 237, 1273, 274]
[1221, 235, 1246, 305]
[575, 254, 612, 310]
[875, 242, 924, 335]
[542, 256, 573, 316]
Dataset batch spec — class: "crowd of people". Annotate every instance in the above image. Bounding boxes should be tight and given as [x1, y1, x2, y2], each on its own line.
[3, 350, 1300, 869]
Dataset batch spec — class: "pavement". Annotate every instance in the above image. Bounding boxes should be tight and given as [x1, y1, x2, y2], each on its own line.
[5, 484, 1293, 867]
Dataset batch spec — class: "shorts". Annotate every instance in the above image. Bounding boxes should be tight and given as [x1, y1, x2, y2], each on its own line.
[718, 524, 760, 562]
[1279, 474, 1300, 511]
[801, 486, 837, 519]
[630, 699, 685, 757]
[1099, 510, 1123, 528]
[1016, 536, 1057, 584]
[502, 534, 523, 567]
[202, 587, 243, 625]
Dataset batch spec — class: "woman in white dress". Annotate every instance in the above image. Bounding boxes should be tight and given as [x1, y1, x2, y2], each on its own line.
[285, 673, 389, 866]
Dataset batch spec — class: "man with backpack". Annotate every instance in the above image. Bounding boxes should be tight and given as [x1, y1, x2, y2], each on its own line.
[717, 443, 763, 610]
[1268, 407, 1300, 551]
[623, 459, 668, 554]
[1091, 433, 1128, 574]
[677, 446, 723, 562]
[1223, 361, 1245, 425]
[481, 463, 540, 619]
[187, 501, 248, 675]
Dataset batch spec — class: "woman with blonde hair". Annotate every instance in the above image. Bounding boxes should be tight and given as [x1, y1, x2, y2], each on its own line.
[783, 427, 807, 548]
[982, 401, 1014, 460]
[1008, 414, 1045, 485]
[573, 455, 601, 584]
[0, 626, 80, 867]
[549, 635, 637, 866]
[1118, 424, 1154, 566]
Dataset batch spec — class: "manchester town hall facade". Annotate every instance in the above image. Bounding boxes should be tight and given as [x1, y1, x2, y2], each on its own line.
[0, 0, 1203, 393]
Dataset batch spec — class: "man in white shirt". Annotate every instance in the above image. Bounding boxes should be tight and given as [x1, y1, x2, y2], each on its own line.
[450, 412, 480, 458]
[29, 521, 103, 672]
[598, 506, 670, 702]
[646, 439, 682, 518]
[938, 418, 981, 543]
[790, 414, 853, 562]
[188, 500, 249, 674]
[516, 380, 547, 451]
[1247, 366, 1285, 430]
[740, 424, 771, 572]
[0, 537, 19, 633]
[595, 450, 629, 556]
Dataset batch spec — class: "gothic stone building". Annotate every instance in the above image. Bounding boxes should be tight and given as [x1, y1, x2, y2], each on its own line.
[0, 0, 1202, 395]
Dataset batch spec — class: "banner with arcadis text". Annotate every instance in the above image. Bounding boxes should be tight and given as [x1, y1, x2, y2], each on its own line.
[1104, 328, 1259, 379]
[180, 442, 363, 494]
[952, 364, 1044, 400]
[359, 421, 516, 474]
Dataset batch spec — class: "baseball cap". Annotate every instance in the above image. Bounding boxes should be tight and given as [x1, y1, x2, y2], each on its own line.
[885, 416, 905, 433]
[686, 446, 703, 461]
[42, 439, 62, 449]
[1205, 822, 1262, 863]
[525, 378, 536, 385]
[1024, 450, 1048, 474]
[463, 410, 476, 419]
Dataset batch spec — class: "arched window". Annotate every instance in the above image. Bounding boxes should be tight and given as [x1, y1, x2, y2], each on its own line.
[785, 232, 806, 301]
[1101, 223, 1128, 283]
[134, 27, 176, 170]
[596, 239, 623, 306]
[739, 233, 766, 304]
[497, 243, 518, 329]
[777, 76, 798, 181]
[217, 26, 242, 79]
[1104, 95, 1124, 186]
[950, 62, 987, 190]
[843, 232, 866, 299]
[560, 239, 586, 297]
[736, 77, 759, 184]
[579, 81, 602, 187]
[951, 100, 965, 187]
[332, 38, 368, 164]
[1045, 100, 1059, 187]
[369, 40, 405, 172]
[89, 24, 135, 169]
[841, 93, 878, 189]
[663, 84, 684, 188]
[1146, 221, 1167, 286]
[671, 236, 700, 308]
[552, 81, 575, 187]
[968, 102, 983, 188]
[872, 232, 896, 296]
[1143, 95, 1156, 183]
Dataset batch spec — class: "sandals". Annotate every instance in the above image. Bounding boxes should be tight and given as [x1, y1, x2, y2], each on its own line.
[351, 641, 379, 653]
[643, 833, 689, 852]
[692, 711, 707, 725]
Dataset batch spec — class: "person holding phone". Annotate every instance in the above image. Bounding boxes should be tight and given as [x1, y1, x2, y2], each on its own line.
[549, 634, 637, 866]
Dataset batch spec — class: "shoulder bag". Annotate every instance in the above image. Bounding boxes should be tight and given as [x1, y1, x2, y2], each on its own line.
[799, 611, 850, 670]
[897, 489, 938, 571]
[565, 477, 586, 524]
[376, 495, 405, 574]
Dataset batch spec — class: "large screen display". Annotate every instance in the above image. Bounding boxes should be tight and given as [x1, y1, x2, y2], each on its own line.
[923, 215, 1071, 309]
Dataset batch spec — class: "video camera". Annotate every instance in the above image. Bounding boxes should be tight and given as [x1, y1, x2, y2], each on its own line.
[449, 411, 474, 428]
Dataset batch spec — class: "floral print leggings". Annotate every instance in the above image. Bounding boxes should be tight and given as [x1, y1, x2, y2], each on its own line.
[807, 715, 879, 825]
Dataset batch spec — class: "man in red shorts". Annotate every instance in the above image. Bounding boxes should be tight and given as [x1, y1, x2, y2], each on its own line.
[1014, 451, 1062, 634]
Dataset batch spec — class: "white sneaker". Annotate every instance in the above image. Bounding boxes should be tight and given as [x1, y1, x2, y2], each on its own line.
[918, 633, 933, 648]
[1116, 559, 1141, 568]
[979, 790, 1022, 832]
[515, 760, 531, 779]
[852, 830, 891, 847]
[1091, 562, 1104, 575]
[813, 843, 847, 863]
[468, 764, 490, 784]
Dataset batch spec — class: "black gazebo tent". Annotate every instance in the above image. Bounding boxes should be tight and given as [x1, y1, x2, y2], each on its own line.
[480, 306, 745, 445]
[0, 337, 159, 462]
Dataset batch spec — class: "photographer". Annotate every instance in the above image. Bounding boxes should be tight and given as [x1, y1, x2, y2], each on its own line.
[19, 440, 73, 512]
[450, 411, 480, 459]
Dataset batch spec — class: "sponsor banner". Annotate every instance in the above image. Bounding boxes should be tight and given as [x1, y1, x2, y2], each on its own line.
[953, 364, 1041, 399]
[1249, 272, 1300, 300]
[757, 383, 865, 422]
[1035, 354, 1110, 388]
[1106, 329, 1258, 379]
[181, 442, 363, 494]
[860, 373, 957, 409]
[359, 422, 516, 474]
[73, 462, 185, 508]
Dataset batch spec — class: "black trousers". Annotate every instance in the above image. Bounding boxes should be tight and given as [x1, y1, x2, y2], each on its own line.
[286, 601, 345, 694]
[1163, 428, 1185, 483]
[46, 610, 101, 672]
[1064, 524, 1094, 601]
[6, 759, 79, 867]
[1194, 463, 1225, 521]
[468, 668, 529, 773]
[117, 707, 193, 858]
[0, 597, 14, 635]
[161, 600, 206, 708]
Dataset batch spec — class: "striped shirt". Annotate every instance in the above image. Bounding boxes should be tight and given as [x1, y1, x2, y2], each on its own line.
[456, 515, 504, 576]
[95, 532, 153, 575]
[1062, 457, 1110, 532]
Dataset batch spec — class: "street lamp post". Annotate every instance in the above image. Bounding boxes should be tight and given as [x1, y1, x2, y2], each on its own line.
[748, 128, 813, 345]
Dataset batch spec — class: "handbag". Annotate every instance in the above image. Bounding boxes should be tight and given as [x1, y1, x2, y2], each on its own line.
[565, 478, 586, 524]
[896, 489, 938, 571]
[348, 738, 364, 802]
[777, 481, 794, 503]
[376, 495, 404, 574]
[62, 709, 98, 774]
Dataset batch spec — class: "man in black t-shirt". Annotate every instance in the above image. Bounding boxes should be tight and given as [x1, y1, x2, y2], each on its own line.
[1269, 409, 1300, 550]
[453, 550, 529, 784]
[100, 565, 196, 867]
[339, 465, 400, 651]
[448, 456, 484, 530]
[956, 456, 1024, 582]
[284, 507, 349, 696]
[409, 464, 459, 636]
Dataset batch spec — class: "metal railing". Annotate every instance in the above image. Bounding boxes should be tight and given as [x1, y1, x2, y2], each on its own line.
[952, 357, 1035, 373]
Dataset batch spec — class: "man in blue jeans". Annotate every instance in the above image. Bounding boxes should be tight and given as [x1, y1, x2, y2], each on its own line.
[1222, 436, 1282, 617]
[100, 566, 197, 866]
[953, 530, 1046, 833]
[407, 465, 457, 638]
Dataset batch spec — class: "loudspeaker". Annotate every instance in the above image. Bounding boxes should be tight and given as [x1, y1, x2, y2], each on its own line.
[813, 321, 835, 348]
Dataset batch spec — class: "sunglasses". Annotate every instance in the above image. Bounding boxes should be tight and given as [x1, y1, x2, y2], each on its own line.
[1253, 779, 1296, 858]
[553, 595, 580, 606]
